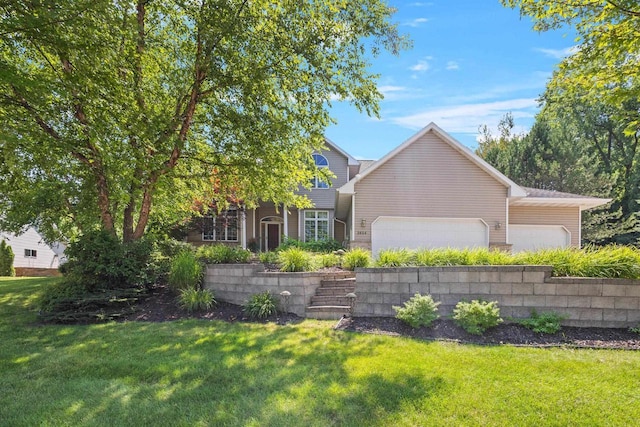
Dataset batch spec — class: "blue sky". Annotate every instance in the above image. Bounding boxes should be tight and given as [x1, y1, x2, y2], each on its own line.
[325, 0, 576, 160]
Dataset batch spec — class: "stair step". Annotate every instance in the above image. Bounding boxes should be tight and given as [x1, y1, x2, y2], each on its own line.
[305, 305, 351, 320]
[315, 286, 355, 296]
[310, 295, 353, 305]
[319, 278, 356, 287]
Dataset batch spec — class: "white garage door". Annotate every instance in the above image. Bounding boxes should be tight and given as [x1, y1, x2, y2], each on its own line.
[509, 225, 570, 253]
[371, 217, 489, 256]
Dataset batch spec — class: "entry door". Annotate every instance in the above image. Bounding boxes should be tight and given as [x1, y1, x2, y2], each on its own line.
[267, 223, 280, 251]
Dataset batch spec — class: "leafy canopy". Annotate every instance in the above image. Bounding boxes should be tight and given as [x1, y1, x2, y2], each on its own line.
[0, 0, 408, 242]
[502, 0, 640, 132]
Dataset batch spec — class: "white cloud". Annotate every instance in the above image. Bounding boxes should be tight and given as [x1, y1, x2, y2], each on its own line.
[534, 46, 578, 59]
[377, 85, 424, 101]
[409, 56, 433, 73]
[390, 98, 538, 135]
[407, 2, 434, 6]
[403, 17, 429, 27]
[446, 61, 459, 70]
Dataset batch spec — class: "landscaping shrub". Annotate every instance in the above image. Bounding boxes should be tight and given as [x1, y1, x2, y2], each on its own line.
[178, 288, 216, 312]
[169, 251, 203, 291]
[375, 249, 414, 267]
[278, 237, 343, 253]
[343, 248, 371, 270]
[393, 293, 440, 328]
[0, 239, 15, 277]
[278, 247, 313, 272]
[518, 309, 566, 334]
[259, 251, 279, 265]
[319, 253, 341, 268]
[453, 300, 503, 335]
[196, 244, 251, 264]
[243, 291, 278, 319]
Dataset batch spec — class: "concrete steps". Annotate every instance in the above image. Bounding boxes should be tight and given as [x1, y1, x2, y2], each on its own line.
[306, 276, 356, 320]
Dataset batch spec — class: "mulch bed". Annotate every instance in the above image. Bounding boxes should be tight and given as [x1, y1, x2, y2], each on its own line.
[126, 285, 640, 350]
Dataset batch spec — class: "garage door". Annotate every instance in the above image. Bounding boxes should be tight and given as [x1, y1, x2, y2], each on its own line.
[371, 217, 489, 256]
[509, 225, 570, 253]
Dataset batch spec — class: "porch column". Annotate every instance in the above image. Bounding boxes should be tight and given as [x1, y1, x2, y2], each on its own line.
[241, 209, 247, 249]
[283, 205, 289, 238]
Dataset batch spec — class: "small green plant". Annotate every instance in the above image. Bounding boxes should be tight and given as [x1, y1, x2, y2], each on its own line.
[178, 288, 216, 312]
[393, 293, 440, 328]
[343, 248, 371, 270]
[375, 248, 414, 267]
[630, 325, 640, 334]
[278, 238, 343, 253]
[0, 239, 15, 277]
[278, 247, 313, 272]
[518, 309, 566, 334]
[259, 251, 279, 264]
[453, 300, 503, 335]
[243, 291, 278, 319]
[168, 251, 203, 291]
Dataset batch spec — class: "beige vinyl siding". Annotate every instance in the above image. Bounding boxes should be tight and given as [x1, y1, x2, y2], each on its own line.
[298, 147, 349, 209]
[353, 130, 508, 246]
[509, 206, 580, 247]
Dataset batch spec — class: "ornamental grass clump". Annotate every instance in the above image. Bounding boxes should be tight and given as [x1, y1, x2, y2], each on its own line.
[453, 299, 503, 335]
[393, 293, 440, 328]
[178, 288, 216, 312]
[278, 247, 313, 272]
[319, 253, 342, 268]
[196, 244, 251, 264]
[343, 248, 371, 270]
[243, 291, 278, 319]
[169, 251, 203, 291]
[375, 248, 414, 267]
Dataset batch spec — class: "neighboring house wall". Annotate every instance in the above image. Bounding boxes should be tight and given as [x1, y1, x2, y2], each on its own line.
[509, 206, 580, 247]
[0, 228, 63, 269]
[297, 146, 350, 209]
[353, 130, 508, 248]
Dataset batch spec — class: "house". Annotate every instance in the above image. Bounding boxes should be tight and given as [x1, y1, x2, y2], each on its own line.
[0, 227, 66, 274]
[187, 123, 610, 253]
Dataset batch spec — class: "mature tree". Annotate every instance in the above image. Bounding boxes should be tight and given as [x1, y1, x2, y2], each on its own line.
[0, 0, 408, 242]
[502, 0, 640, 133]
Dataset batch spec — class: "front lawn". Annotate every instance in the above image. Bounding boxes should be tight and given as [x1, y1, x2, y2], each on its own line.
[1, 277, 640, 426]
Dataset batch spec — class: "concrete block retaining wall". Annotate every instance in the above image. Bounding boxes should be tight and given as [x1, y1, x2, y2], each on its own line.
[205, 264, 640, 328]
[204, 264, 354, 316]
[354, 266, 640, 328]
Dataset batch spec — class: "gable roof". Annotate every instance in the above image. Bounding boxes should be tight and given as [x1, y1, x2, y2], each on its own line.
[337, 122, 528, 198]
[324, 137, 360, 166]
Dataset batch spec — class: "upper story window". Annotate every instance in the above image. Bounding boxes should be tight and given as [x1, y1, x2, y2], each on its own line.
[24, 249, 37, 258]
[311, 154, 329, 189]
[202, 207, 239, 242]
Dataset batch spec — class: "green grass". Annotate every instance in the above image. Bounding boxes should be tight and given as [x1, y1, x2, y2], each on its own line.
[2, 277, 640, 426]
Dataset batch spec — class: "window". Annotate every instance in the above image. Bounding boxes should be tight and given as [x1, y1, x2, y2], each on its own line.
[24, 249, 37, 258]
[202, 207, 239, 242]
[304, 210, 329, 241]
[311, 154, 329, 189]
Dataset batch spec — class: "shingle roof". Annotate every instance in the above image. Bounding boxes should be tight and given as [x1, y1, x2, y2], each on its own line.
[357, 160, 377, 173]
[522, 187, 593, 199]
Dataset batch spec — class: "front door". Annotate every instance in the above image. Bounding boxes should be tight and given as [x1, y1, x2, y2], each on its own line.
[267, 223, 280, 251]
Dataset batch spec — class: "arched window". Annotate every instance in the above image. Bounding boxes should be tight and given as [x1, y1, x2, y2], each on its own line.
[311, 154, 329, 189]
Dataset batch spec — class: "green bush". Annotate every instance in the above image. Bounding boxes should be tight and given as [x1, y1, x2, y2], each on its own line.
[375, 248, 414, 267]
[178, 288, 216, 312]
[453, 300, 503, 335]
[196, 244, 251, 264]
[278, 238, 343, 253]
[343, 248, 371, 270]
[38, 279, 87, 313]
[518, 309, 566, 334]
[278, 247, 313, 272]
[0, 239, 15, 277]
[393, 293, 440, 328]
[319, 253, 341, 268]
[259, 251, 279, 264]
[243, 291, 278, 319]
[62, 230, 156, 290]
[168, 251, 203, 291]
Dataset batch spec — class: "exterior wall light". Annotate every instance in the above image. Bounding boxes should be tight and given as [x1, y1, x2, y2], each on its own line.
[360, 218, 366, 227]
